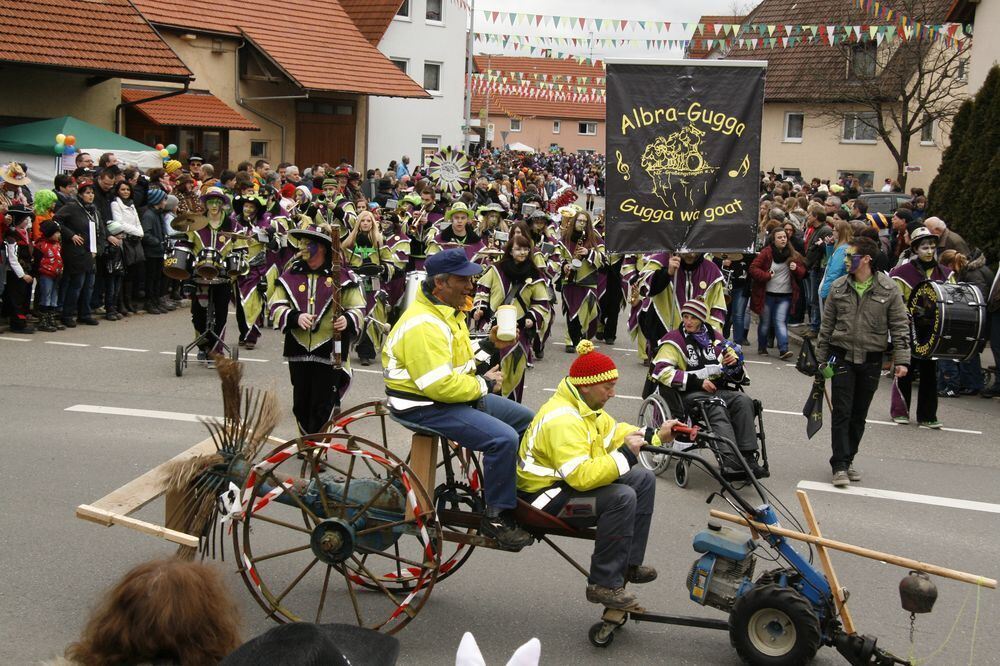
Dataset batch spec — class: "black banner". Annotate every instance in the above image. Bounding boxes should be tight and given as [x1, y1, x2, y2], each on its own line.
[605, 61, 765, 253]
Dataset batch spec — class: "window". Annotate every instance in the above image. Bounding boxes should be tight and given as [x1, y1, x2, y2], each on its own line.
[395, 0, 409, 18]
[552, 120, 561, 134]
[957, 57, 969, 82]
[250, 141, 269, 159]
[296, 101, 354, 116]
[849, 43, 877, 79]
[783, 112, 804, 142]
[423, 62, 441, 93]
[842, 112, 878, 143]
[510, 118, 522, 132]
[425, 0, 442, 22]
[780, 168, 802, 181]
[920, 115, 935, 145]
[578, 121, 597, 135]
[389, 58, 407, 74]
[421, 135, 440, 146]
[837, 170, 874, 191]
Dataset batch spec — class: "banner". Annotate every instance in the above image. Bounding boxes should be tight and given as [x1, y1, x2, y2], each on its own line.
[605, 60, 765, 253]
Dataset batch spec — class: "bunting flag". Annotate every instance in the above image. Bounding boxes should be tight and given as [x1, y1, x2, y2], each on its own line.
[469, 78, 605, 103]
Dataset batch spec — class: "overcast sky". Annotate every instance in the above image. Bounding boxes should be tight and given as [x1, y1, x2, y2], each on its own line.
[472, 0, 760, 59]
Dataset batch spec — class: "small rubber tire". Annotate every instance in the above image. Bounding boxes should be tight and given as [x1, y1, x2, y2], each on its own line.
[637, 394, 672, 476]
[729, 583, 821, 665]
[588, 622, 615, 648]
[231, 344, 239, 361]
[675, 460, 689, 488]
[175, 345, 184, 377]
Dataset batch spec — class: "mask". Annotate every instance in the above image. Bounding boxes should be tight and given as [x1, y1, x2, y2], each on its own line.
[846, 253, 864, 275]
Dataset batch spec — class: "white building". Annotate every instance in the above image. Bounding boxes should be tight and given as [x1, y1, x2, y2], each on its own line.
[348, 0, 467, 174]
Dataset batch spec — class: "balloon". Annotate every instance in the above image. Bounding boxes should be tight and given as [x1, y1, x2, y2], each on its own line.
[65, 135, 76, 146]
[155, 143, 164, 151]
[55, 133, 66, 144]
[55, 143, 65, 155]
[159, 149, 170, 158]
[65, 145, 77, 156]
[167, 144, 178, 155]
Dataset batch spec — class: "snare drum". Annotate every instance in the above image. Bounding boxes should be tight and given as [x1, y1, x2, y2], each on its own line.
[403, 270, 426, 312]
[225, 249, 249, 278]
[908, 280, 987, 361]
[162, 246, 194, 280]
[194, 248, 224, 281]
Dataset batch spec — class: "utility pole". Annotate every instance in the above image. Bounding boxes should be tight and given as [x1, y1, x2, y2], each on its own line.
[462, 0, 476, 155]
[484, 52, 491, 148]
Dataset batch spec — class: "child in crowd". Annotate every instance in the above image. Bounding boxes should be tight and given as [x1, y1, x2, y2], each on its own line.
[34, 220, 64, 332]
[3, 204, 35, 333]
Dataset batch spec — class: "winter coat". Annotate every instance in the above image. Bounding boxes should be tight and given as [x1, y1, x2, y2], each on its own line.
[140, 206, 166, 258]
[816, 272, 910, 367]
[34, 237, 63, 277]
[53, 199, 98, 274]
[749, 245, 806, 315]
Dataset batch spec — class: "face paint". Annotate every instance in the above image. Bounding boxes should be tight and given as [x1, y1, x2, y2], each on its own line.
[845, 251, 864, 275]
[242, 203, 256, 219]
[916, 239, 936, 262]
[306, 241, 320, 257]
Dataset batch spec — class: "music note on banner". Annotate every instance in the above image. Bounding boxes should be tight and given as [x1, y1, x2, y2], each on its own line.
[615, 149, 631, 181]
[728, 153, 750, 178]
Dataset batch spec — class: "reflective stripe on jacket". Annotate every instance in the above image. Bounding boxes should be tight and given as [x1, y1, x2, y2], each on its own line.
[516, 378, 640, 496]
[382, 286, 488, 410]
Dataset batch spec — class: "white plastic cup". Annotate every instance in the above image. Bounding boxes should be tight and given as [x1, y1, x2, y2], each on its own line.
[496, 305, 517, 342]
[571, 258, 583, 270]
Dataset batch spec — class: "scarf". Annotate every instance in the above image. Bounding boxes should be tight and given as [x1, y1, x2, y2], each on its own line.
[690, 323, 713, 349]
[771, 243, 791, 263]
[917, 257, 938, 272]
[500, 256, 534, 283]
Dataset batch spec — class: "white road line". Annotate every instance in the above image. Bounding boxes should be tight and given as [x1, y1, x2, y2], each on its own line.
[45, 341, 89, 347]
[101, 346, 148, 352]
[744, 360, 772, 365]
[159, 351, 175, 355]
[797, 480, 1000, 515]
[612, 347, 635, 353]
[238, 357, 269, 363]
[865, 418, 981, 435]
[0, 336, 32, 342]
[354, 368, 383, 374]
[541, 388, 641, 400]
[65, 404, 215, 422]
[764, 408, 801, 416]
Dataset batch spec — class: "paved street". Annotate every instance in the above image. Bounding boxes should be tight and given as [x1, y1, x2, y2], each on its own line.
[2, 302, 998, 664]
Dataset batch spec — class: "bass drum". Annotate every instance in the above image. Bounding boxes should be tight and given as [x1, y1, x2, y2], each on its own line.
[403, 270, 427, 313]
[908, 280, 987, 361]
[163, 246, 194, 280]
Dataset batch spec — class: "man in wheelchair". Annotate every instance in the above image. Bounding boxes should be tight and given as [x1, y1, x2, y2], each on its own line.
[647, 299, 768, 480]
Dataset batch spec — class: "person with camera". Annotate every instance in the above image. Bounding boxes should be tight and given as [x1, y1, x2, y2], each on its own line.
[816, 236, 910, 488]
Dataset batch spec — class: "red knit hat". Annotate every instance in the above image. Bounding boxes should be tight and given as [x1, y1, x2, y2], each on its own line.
[569, 340, 618, 386]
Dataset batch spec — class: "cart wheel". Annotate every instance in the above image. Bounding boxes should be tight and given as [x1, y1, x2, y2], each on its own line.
[674, 460, 689, 488]
[175, 345, 184, 377]
[729, 584, 821, 665]
[588, 622, 615, 648]
[231, 344, 239, 361]
[637, 394, 672, 476]
[233, 432, 442, 633]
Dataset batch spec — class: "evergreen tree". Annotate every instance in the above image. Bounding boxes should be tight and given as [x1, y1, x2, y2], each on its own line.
[928, 98, 973, 224]
[970, 151, 1000, 261]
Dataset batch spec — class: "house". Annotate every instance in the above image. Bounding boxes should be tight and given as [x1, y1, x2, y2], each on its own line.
[947, 0, 996, 92]
[684, 15, 745, 60]
[0, 0, 191, 128]
[721, 0, 964, 190]
[126, 0, 430, 170]
[471, 56, 605, 154]
[344, 0, 467, 171]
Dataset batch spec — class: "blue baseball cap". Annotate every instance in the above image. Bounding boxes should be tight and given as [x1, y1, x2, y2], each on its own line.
[425, 248, 482, 277]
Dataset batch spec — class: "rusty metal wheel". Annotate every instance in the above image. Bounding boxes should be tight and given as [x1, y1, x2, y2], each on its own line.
[233, 432, 441, 633]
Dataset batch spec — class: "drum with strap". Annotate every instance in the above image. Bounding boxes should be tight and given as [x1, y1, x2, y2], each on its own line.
[908, 280, 987, 361]
[163, 245, 194, 280]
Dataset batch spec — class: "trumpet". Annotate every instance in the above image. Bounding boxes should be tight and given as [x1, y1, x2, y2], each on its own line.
[630, 282, 642, 307]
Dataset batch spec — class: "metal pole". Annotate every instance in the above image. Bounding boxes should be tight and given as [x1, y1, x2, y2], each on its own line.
[484, 52, 491, 148]
[462, 0, 476, 154]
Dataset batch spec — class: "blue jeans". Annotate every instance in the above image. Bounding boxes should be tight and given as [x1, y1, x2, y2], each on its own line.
[758, 293, 791, 354]
[37, 275, 60, 308]
[938, 356, 984, 392]
[807, 270, 823, 332]
[396, 394, 534, 511]
[61, 270, 95, 320]
[729, 287, 750, 344]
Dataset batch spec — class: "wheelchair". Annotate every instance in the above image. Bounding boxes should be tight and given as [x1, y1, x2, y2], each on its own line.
[636, 377, 768, 488]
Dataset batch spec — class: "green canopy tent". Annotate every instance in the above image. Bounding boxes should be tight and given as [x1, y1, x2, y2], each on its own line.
[0, 116, 160, 187]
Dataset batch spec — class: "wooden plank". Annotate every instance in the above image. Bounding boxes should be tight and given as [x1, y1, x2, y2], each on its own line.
[406, 433, 438, 519]
[88, 436, 218, 517]
[76, 505, 200, 548]
[709, 509, 997, 589]
[796, 490, 856, 634]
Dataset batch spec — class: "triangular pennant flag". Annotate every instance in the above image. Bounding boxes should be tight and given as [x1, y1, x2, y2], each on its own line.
[621, 19, 628, 31]
[579, 17, 586, 30]
[767, 24, 776, 36]
[508, 12, 516, 24]
[595, 18, 603, 30]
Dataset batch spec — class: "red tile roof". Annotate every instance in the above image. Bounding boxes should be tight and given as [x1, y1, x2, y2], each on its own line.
[122, 88, 261, 130]
[0, 0, 190, 81]
[724, 0, 954, 102]
[686, 15, 745, 59]
[130, 0, 429, 98]
[341, 0, 405, 45]
[471, 56, 605, 120]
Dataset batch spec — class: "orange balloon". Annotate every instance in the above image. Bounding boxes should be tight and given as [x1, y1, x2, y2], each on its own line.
[65, 135, 76, 146]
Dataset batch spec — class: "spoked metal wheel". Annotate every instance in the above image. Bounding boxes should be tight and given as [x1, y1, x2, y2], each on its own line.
[233, 432, 442, 633]
[637, 394, 672, 475]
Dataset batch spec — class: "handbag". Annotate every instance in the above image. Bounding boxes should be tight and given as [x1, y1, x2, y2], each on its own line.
[795, 337, 819, 376]
[122, 236, 145, 267]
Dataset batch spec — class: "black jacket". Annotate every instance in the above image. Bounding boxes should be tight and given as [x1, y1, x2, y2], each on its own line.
[140, 206, 165, 258]
[54, 199, 98, 274]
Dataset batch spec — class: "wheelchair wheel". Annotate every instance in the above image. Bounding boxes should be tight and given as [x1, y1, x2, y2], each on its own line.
[637, 394, 672, 476]
[674, 460, 690, 488]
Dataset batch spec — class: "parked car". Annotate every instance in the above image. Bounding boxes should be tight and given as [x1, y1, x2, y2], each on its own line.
[857, 192, 912, 216]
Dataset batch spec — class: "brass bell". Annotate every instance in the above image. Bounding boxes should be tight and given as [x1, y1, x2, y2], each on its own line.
[899, 570, 938, 614]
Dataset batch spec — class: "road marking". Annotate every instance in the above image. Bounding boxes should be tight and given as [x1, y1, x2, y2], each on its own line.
[45, 341, 89, 347]
[745, 360, 772, 365]
[764, 408, 801, 416]
[542, 388, 641, 400]
[613, 347, 635, 353]
[0, 336, 32, 342]
[101, 346, 148, 352]
[354, 368, 383, 374]
[238, 357, 269, 363]
[865, 418, 981, 435]
[797, 480, 1000, 515]
[65, 404, 214, 423]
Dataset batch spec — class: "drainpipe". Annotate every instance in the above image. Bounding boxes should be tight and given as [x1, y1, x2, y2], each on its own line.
[234, 39, 307, 162]
[115, 82, 190, 135]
